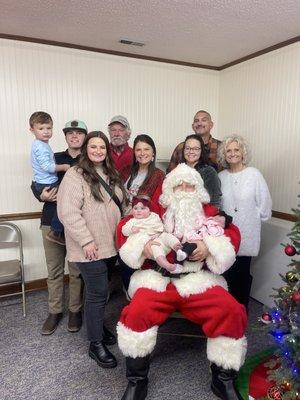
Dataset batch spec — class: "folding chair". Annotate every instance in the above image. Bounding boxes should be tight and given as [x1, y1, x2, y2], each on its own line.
[0, 222, 26, 317]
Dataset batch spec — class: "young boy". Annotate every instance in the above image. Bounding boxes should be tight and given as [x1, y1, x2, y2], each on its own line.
[30, 111, 69, 245]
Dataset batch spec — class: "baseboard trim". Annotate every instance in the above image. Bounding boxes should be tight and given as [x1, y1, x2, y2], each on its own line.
[0, 275, 69, 296]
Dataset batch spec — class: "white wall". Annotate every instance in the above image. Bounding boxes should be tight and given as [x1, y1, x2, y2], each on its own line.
[251, 218, 294, 307]
[0, 38, 219, 281]
[0, 39, 298, 296]
[218, 44, 300, 305]
[219, 42, 300, 213]
[0, 39, 219, 214]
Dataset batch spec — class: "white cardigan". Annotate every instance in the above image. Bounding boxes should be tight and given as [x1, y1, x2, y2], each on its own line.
[218, 167, 272, 256]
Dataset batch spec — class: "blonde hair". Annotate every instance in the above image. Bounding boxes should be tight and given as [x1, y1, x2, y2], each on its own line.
[217, 135, 251, 169]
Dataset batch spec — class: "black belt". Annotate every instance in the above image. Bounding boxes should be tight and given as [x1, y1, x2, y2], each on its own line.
[153, 264, 188, 279]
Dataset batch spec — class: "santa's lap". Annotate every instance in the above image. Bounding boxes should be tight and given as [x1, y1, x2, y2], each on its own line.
[119, 283, 247, 338]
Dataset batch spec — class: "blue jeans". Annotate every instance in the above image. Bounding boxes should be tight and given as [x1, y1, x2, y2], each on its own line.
[33, 181, 64, 234]
[77, 258, 112, 342]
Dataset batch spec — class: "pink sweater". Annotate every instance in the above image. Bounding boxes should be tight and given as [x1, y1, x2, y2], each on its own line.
[57, 166, 123, 263]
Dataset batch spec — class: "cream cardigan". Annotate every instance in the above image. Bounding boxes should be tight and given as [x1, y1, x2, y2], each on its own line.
[57, 166, 123, 262]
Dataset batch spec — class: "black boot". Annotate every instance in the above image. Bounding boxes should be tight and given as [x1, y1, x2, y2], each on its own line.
[121, 356, 150, 400]
[210, 363, 243, 400]
[89, 341, 117, 368]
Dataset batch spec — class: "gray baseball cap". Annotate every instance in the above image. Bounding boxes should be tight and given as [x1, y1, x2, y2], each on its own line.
[108, 115, 130, 130]
[63, 120, 88, 134]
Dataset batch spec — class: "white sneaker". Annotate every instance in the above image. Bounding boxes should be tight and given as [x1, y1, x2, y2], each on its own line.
[176, 249, 187, 262]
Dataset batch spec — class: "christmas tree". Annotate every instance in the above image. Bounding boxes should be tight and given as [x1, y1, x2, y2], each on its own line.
[259, 195, 300, 399]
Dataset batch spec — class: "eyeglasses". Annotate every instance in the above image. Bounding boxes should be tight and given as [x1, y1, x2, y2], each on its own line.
[184, 146, 201, 153]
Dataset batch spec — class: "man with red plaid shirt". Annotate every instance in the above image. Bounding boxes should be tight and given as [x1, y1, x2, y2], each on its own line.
[108, 115, 134, 182]
[167, 110, 220, 172]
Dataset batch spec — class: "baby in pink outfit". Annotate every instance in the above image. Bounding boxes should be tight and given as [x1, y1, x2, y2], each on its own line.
[177, 215, 225, 261]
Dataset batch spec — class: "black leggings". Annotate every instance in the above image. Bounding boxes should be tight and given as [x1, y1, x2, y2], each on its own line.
[222, 256, 252, 311]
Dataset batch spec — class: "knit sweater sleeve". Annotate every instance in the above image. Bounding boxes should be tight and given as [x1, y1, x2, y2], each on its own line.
[254, 168, 272, 221]
[199, 165, 222, 209]
[57, 168, 94, 247]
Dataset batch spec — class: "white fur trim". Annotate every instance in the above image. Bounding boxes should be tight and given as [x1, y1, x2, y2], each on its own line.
[172, 270, 227, 298]
[128, 269, 169, 299]
[117, 322, 158, 358]
[207, 336, 247, 371]
[180, 260, 204, 273]
[203, 234, 236, 274]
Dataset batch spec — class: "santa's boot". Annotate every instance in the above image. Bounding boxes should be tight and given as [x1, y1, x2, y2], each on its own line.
[210, 363, 243, 400]
[121, 356, 150, 400]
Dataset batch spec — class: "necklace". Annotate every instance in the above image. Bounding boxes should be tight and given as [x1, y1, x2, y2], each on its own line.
[229, 172, 240, 212]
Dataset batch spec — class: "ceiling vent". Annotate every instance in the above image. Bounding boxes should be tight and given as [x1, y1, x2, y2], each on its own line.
[119, 39, 145, 47]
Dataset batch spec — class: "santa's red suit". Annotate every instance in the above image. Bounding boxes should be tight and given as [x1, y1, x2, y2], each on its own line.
[117, 163, 247, 400]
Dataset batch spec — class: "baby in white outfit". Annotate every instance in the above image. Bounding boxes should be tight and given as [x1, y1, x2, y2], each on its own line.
[119, 197, 183, 272]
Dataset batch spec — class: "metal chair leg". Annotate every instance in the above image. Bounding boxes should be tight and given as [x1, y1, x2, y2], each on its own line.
[22, 282, 26, 317]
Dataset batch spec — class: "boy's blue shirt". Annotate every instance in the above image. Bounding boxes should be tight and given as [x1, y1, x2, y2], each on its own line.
[31, 139, 57, 184]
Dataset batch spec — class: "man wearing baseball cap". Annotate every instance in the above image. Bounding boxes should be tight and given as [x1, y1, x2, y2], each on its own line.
[108, 115, 133, 182]
[31, 119, 87, 335]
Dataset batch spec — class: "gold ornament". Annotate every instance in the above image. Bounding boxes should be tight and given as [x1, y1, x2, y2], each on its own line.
[286, 271, 298, 282]
[280, 286, 292, 295]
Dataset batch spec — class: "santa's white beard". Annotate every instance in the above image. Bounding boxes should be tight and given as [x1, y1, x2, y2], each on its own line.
[163, 191, 204, 239]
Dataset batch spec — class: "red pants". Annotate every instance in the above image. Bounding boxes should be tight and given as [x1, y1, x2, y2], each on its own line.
[120, 283, 247, 339]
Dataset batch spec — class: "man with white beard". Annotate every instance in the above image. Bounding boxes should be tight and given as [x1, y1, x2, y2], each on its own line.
[108, 115, 133, 182]
[116, 163, 247, 400]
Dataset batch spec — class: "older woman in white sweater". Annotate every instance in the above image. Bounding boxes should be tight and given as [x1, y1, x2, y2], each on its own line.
[218, 135, 272, 311]
[58, 131, 127, 369]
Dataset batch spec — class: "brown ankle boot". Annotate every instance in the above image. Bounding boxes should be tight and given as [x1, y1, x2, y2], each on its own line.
[41, 313, 63, 335]
[67, 311, 82, 333]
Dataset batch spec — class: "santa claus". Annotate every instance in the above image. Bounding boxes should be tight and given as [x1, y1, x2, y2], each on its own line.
[116, 163, 247, 400]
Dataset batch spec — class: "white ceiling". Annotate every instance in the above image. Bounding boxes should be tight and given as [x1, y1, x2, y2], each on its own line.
[0, 0, 299, 67]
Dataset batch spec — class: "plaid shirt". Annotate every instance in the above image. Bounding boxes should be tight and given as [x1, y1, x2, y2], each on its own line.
[166, 135, 221, 173]
[110, 143, 134, 182]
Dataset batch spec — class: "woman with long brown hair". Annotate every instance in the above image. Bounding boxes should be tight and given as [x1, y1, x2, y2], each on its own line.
[58, 131, 127, 369]
[120, 134, 165, 293]
[125, 134, 165, 215]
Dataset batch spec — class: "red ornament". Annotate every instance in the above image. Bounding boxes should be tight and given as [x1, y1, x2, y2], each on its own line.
[285, 244, 297, 257]
[292, 292, 300, 302]
[267, 385, 282, 399]
[260, 312, 272, 324]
